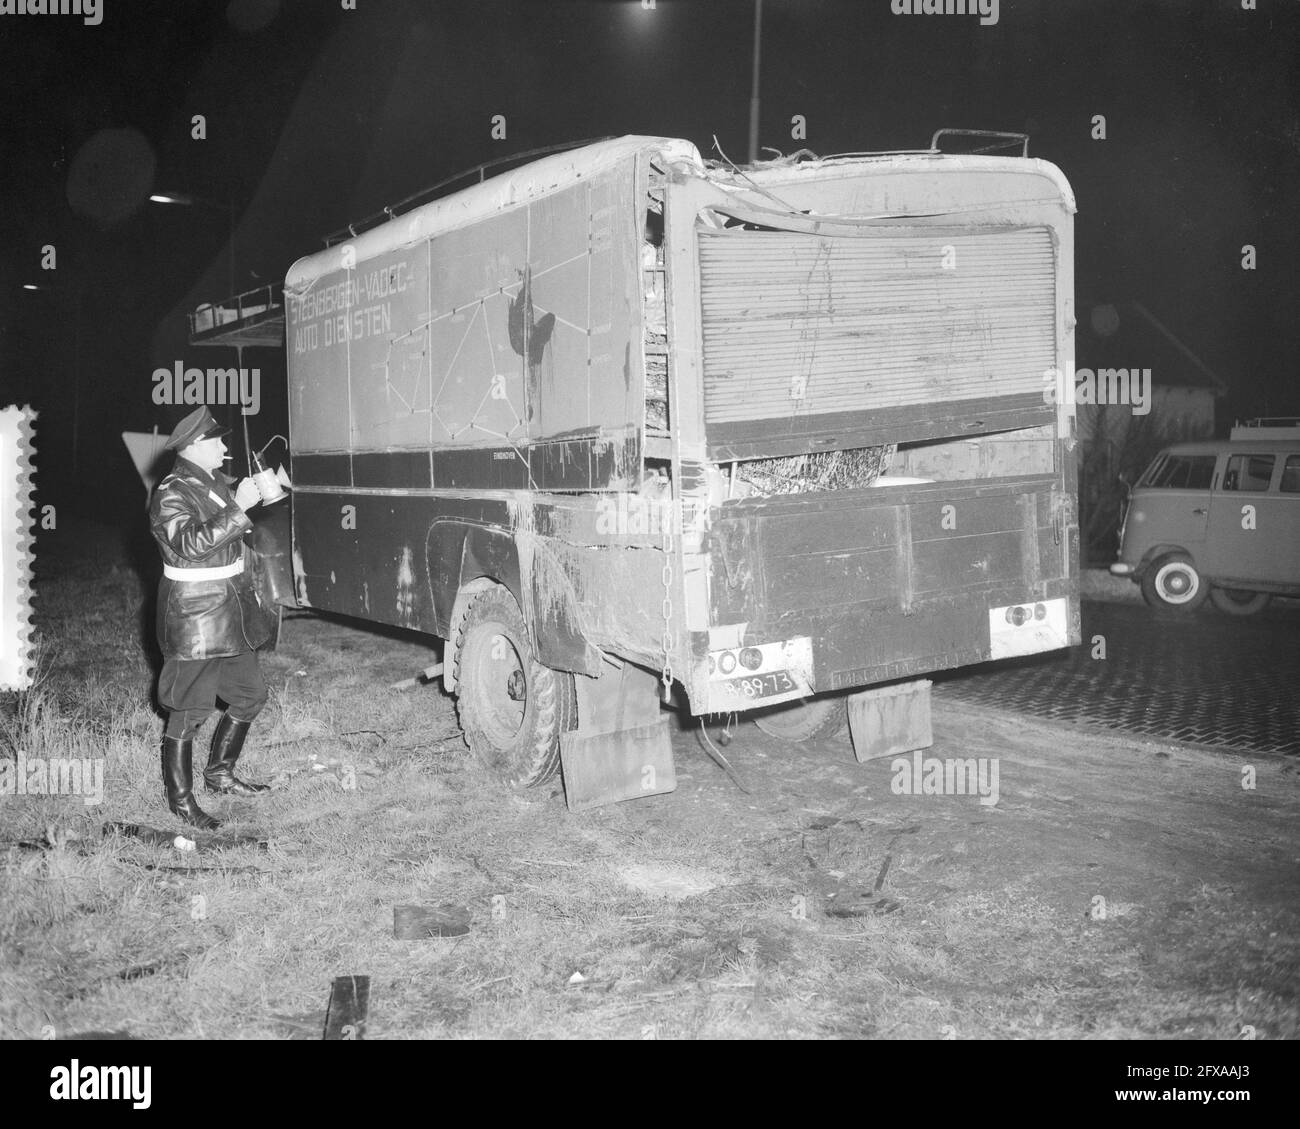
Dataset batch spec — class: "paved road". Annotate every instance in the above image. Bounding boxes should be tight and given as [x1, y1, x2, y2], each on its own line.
[934, 599, 1300, 756]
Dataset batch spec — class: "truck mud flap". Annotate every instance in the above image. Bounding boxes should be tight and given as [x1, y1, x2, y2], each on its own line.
[560, 720, 676, 812]
[559, 660, 676, 811]
[846, 678, 934, 763]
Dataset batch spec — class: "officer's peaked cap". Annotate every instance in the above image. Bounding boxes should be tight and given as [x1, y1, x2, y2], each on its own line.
[165, 406, 231, 451]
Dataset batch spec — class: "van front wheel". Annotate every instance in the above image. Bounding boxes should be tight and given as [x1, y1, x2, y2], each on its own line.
[1140, 553, 1209, 612]
[453, 585, 576, 789]
[1209, 587, 1272, 616]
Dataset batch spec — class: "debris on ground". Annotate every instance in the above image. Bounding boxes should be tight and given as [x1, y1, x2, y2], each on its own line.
[393, 903, 471, 938]
[618, 863, 725, 900]
[323, 974, 370, 1040]
[103, 822, 196, 851]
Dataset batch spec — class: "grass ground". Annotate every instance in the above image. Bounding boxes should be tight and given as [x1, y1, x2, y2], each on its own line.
[1, 519, 1296, 1039]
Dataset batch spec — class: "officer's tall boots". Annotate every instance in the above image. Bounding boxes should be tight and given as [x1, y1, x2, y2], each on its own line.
[162, 736, 221, 831]
[204, 713, 269, 796]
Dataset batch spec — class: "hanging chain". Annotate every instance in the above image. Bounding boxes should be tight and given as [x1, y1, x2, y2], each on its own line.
[660, 493, 675, 691]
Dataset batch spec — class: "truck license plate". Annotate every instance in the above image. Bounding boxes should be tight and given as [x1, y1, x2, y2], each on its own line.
[703, 634, 814, 713]
[716, 670, 798, 702]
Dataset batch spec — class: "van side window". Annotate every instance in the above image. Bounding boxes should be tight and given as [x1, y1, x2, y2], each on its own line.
[1281, 455, 1300, 494]
[1147, 454, 1216, 489]
[1222, 453, 1275, 492]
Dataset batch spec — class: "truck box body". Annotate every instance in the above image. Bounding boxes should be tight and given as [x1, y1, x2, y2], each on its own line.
[284, 135, 1080, 717]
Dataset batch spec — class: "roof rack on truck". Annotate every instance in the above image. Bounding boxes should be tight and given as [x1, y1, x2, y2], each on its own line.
[186, 281, 285, 349]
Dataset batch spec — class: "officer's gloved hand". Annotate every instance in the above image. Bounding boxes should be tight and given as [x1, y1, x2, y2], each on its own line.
[233, 478, 262, 512]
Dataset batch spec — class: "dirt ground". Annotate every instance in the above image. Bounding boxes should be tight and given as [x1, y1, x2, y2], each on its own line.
[1, 528, 1297, 1040]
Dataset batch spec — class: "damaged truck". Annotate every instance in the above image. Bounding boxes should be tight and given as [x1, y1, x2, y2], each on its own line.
[264, 132, 1079, 807]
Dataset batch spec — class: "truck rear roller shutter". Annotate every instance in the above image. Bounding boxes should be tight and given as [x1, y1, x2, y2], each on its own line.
[698, 226, 1057, 427]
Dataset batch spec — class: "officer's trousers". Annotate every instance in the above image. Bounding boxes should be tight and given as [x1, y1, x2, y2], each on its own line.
[159, 650, 269, 739]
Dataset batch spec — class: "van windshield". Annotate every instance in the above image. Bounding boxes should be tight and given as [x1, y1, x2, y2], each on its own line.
[1141, 454, 1216, 489]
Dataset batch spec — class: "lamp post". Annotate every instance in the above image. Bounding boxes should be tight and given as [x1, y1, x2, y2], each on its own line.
[149, 191, 237, 298]
[748, 0, 763, 164]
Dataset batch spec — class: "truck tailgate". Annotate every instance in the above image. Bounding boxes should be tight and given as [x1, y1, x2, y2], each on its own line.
[704, 477, 1080, 693]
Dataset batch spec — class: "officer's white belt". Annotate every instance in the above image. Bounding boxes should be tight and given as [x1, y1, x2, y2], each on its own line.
[163, 560, 244, 581]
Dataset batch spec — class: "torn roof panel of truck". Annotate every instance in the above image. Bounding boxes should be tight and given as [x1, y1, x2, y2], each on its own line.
[286, 136, 703, 291]
[699, 149, 1076, 216]
[285, 134, 1075, 293]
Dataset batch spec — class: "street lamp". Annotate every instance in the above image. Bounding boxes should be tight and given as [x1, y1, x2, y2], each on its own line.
[748, 0, 763, 164]
[150, 191, 237, 297]
[630, 0, 763, 165]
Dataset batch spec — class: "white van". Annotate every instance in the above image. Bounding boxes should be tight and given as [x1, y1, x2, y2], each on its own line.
[1110, 420, 1300, 614]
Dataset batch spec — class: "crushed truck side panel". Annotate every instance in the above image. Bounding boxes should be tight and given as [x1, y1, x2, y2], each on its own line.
[286, 156, 644, 465]
[284, 142, 676, 674]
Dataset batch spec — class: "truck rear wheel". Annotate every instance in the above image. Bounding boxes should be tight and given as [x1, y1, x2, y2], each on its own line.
[753, 695, 848, 742]
[453, 585, 575, 789]
[1209, 587, 1272, 616]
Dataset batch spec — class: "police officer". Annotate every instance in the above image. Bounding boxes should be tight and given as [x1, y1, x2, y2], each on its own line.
[150, 406, 273, 830]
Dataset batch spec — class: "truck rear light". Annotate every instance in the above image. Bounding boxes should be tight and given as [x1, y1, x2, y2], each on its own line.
[739, 647, 763, 670]
[989, 598, 1069, 660]
[718, 651, 737, 674]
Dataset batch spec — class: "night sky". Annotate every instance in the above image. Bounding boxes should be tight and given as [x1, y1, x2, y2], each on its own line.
[1, 0, 1297, 519]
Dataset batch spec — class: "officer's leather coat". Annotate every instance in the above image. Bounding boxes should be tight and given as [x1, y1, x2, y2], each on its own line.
[149, 457, 272, 659]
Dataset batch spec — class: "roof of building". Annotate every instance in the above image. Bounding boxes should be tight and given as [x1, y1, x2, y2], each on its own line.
[1078, 300, 1228, 395]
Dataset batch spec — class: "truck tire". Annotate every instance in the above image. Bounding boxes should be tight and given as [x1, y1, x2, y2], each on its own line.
[453, 585, 575, 789]
[753, 695, 848, 742]
[1140, 552, 1209, 612]
[1209, 587, 1272, 616]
